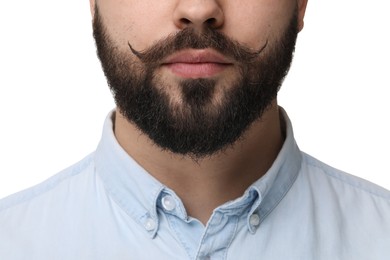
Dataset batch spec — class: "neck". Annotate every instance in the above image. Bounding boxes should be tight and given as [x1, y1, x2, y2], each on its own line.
[114, 101, 284, 225]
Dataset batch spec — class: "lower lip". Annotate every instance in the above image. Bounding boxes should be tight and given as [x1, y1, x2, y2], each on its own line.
[164, 63, 230, 78]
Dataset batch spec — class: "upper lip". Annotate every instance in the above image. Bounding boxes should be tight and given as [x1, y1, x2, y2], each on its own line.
[162, 49, 232, 64]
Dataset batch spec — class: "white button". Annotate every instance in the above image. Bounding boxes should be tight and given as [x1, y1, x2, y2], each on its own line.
[162, 195, 176, 211]
[144, 218, 156, 231]
[249, 214, 260, 227]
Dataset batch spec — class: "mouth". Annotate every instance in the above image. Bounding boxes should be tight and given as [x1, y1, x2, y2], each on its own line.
[161, 49, 233, 79]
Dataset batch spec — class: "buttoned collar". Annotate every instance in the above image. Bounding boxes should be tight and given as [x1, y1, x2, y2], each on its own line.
[95, 112, 164, 238]
[95, 107, 301, 236]
[244, 108, 302, 232]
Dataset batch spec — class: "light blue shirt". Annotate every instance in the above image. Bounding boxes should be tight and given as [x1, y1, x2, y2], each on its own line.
[1, 109, 390, 260]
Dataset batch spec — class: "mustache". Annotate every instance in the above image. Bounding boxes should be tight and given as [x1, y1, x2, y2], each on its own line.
[128, 27, 268, 64]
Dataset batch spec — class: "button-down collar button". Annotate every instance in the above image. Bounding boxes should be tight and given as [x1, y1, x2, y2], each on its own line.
[144, 218, 156, 231]
[162, 195, 176, 211]
[249, 213, 261, 227]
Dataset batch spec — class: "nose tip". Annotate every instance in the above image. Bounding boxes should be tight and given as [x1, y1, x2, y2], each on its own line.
[173, 1, 224, 30]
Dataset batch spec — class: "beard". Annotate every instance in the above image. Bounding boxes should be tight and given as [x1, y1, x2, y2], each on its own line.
[93, 7, 298, 158]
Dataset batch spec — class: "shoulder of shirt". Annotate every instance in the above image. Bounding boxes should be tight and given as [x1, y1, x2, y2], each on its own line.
[0, 153, 95, 212]
[301, 152, 390, 201]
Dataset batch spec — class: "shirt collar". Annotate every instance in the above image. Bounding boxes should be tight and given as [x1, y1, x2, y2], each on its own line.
[95, 107, 301, 236]
[208, 107, 301, 233]
[244, 107, 302, 232]
[95, 111, 164, 238]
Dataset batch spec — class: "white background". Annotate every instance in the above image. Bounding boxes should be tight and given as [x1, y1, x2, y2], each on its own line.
[0, 0, 389, 198]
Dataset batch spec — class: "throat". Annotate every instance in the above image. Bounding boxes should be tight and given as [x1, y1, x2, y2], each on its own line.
[114, 105, 285, 226]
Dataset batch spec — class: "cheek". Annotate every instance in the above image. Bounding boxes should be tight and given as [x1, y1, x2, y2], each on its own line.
[223, 1, 296, 50]
[99, 2, 176, 52]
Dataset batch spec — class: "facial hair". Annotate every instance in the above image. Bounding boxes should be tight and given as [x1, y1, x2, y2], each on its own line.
[93, 7, 298, 158]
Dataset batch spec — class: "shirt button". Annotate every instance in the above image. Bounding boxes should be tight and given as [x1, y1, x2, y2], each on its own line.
[144, 218, 156, 231]
[162, 195, 176, 211]
[249, 213, 261, 227]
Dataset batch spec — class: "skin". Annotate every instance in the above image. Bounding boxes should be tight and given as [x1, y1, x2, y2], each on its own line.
[89, 0, 308, 225]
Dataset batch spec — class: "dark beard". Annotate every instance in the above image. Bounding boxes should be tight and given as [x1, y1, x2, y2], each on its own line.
[93, 7, 298, 158]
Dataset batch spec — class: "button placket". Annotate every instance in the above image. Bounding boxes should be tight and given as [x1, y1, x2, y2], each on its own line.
[195, 214, 239, 260]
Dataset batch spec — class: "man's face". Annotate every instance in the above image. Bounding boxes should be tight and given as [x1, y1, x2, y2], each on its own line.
[92, 0, 306, 158]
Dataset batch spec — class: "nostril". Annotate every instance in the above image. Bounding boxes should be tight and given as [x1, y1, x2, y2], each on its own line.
[205, 18, 217, 26]
[178, 17, 219, 28]
[180, 18, 192, 25]
[174, 3, 224, 30]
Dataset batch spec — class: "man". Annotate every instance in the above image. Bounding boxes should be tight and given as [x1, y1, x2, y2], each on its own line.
[0, 0, 389, 259]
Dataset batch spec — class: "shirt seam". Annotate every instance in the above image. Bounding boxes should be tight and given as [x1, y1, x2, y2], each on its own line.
[0, 153, 94, 212]
[303, 153, 390, 201]
[222, 215, 240, 260]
